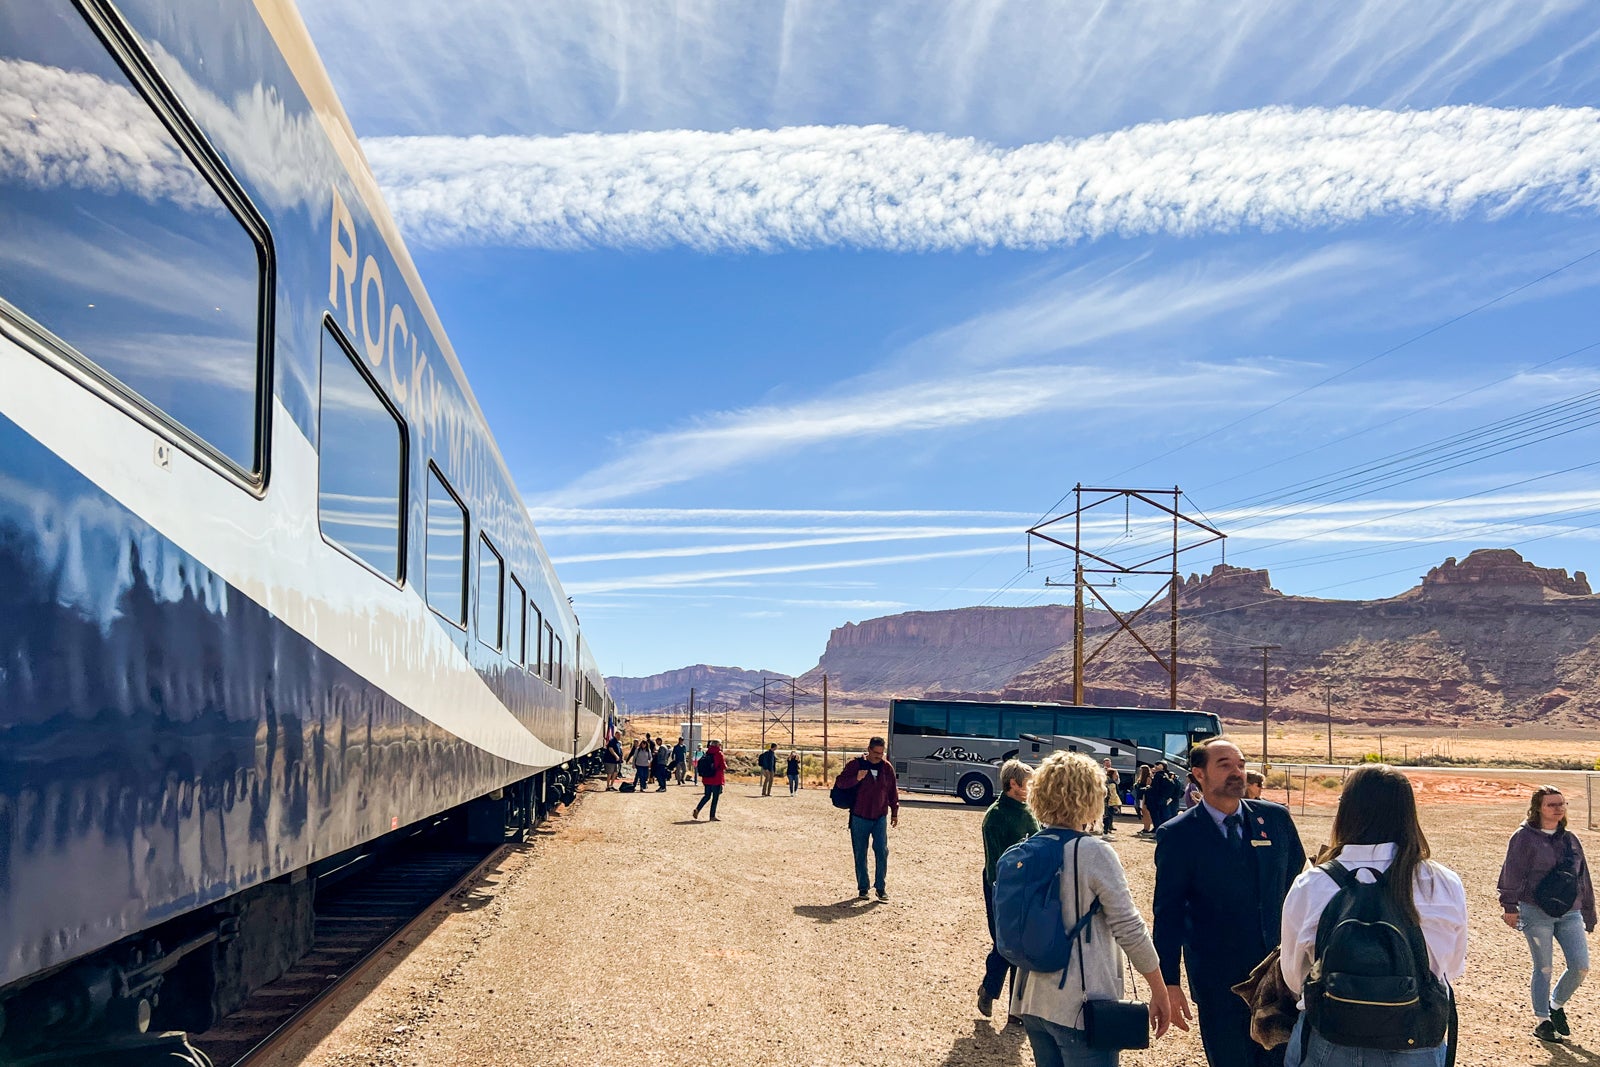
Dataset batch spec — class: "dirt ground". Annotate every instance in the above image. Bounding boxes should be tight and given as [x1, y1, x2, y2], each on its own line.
[264, 766, 1600, 1067]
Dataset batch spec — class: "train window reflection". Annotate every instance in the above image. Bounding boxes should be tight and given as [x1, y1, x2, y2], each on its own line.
[0, 2, 265, 474]
[530, 605, 544, 675]
[507, 577, 526, 666]
[425, 466, 467, 626]
[543, 620, 555, 682]
[478, 536, 503, 651]
[317, 323, 403, 580]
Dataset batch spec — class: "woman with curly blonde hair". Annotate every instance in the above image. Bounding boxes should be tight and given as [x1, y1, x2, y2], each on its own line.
[1009, 751, 1172, 1065]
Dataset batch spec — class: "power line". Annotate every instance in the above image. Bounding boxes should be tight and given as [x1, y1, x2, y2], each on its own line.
[1106, 244, 1600, 482]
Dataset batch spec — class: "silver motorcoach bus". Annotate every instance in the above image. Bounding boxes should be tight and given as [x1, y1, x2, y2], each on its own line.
[889, 698, 1223, 805]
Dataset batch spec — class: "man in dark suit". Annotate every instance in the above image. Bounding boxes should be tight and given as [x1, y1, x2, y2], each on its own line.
[1153, 738, 1306, 1067]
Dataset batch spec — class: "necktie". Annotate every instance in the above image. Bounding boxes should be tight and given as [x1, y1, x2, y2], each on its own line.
[1224, 813, 1243, 848]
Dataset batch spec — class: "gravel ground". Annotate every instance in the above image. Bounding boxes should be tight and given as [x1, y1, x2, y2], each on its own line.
[266, 772, 1599, 1067]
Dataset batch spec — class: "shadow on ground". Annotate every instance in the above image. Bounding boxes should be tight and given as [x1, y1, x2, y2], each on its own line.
[1551, 1041, 1600, 1066]
[794, 898, 882, 923]
[937, 1018, 1026, 1067]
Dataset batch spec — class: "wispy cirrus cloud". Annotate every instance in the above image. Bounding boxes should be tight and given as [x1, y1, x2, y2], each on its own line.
[534, 359, 1280, 507]
[303, 0, 1598, 141]
[365, 107, 1600, 254]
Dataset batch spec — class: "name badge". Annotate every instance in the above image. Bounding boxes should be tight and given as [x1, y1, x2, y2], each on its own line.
[1251, 839, 1272, 847]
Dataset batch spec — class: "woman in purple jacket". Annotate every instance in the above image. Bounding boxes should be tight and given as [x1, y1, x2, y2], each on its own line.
[1497, 785, 1597, 1044]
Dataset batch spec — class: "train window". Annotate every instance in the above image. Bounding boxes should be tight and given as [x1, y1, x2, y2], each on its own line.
[425, 466, 467, 626]
[0, 2, 268, 476]
[543, 621, 556, 682]
[507, 577, 526, 666]
[530, 605, 544, 674]
[554, 636, 564, 688]
[477, 536, 503, 650]
[317, 322, 404, 580]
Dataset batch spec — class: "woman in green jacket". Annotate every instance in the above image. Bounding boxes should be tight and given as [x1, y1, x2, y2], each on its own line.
[979, 759, 1039, 1017]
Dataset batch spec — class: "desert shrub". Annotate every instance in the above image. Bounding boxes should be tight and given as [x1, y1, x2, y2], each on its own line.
[1264, 770, 1294, 791]
[1361, 752, 1383, 763]
[1320, 776, 1342, 789]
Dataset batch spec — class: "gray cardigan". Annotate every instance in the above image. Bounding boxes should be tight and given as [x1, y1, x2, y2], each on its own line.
[1008, 832, 1160, 1030]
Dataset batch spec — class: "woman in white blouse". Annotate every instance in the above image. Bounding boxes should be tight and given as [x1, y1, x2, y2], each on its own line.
[1279, 764, 1468, 1066]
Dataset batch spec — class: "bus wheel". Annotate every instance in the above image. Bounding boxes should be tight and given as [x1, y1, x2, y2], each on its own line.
[958, 774, 994, 806]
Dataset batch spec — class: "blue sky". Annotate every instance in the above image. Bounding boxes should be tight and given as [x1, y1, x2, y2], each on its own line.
[299, 0, 1600, 679]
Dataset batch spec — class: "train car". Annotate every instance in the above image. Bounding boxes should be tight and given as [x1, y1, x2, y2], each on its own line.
[0, 0, 611, 1055]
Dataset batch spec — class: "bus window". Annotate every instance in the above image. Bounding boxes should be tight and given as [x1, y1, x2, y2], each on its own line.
[0, 1, 267, 476]
[947, 705, 1000, 738]
[893, 702, 949, 736]
[1055, 712, 1110, 741]
[1001, 709, 1055, 740]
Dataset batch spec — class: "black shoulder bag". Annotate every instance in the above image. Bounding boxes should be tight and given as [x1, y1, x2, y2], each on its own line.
[1534, 832, 1582, 918]
[1073, 844, 1150, 1050]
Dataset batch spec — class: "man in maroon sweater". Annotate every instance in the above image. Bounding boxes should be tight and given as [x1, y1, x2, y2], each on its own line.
[834, 737, 900, 901]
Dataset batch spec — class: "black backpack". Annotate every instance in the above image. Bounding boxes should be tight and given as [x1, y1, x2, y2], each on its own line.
[1534, 832, 1582, 918]
[830, 761, 859, 810]
[696, 752, 716, 778]
[1303, 863, 1454, 1060]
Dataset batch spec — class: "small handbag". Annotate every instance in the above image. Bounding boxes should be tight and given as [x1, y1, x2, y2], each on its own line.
[1070, 848, 1150, 1050]
[1534, 833, 1581, 918]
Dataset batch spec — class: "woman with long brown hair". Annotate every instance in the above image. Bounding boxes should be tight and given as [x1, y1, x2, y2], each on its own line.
[1278, 764, 1466, 1066]
[1497, 785, 1596, 1044]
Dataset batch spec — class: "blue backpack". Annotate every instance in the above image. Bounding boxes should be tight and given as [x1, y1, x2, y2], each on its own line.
[993, 829, 1101, 987]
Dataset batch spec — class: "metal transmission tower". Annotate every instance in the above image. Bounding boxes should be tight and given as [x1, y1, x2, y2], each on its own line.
[1027, 486, 1225, 709]
[753, 676, 808, 749]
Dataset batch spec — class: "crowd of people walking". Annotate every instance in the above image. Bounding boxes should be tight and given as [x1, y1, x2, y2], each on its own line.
[972, 740, 1595, 1065]
[601, 724, 1594, 1065]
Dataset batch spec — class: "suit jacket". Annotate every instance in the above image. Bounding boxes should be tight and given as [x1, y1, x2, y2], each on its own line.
[1152, 798, 1306, 990]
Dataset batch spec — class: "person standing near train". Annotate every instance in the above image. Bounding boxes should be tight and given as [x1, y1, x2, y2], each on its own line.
[631, 738, 653, 792]
[1498, 785, 1597, 1044]
[786, 751, 801, 795]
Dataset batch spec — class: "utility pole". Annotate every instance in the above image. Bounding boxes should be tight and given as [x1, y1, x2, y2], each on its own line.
[1251, 645, 1281, 770]
[688, 687, 696, 782]
[1323, 679, 1333, 764]
[822, 674, 830, 785]
[761, 676, 768, 748]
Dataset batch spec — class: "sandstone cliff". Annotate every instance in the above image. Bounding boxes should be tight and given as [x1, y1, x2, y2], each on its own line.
[1000, 549, 1600, 726]
[605, 664, 791, 713]
[793, 604, 1109, 698]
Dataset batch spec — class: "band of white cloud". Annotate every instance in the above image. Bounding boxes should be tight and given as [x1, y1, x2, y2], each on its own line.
[364, 106, 1600, 252]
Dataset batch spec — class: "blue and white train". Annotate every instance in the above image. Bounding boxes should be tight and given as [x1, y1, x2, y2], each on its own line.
[0, 0, 611, 1052]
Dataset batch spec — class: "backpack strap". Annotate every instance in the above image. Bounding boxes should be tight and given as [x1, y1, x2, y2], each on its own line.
[1066, 835, 1104, 990]
[1445, 984, 1457, 1067]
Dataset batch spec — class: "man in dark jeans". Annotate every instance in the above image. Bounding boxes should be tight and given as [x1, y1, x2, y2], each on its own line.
[832, 737, 900, 901]
[979, 759, 1037, 1018]
[758, 743, 778, 796]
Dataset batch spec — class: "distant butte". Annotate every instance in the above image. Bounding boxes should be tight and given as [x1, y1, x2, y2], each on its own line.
[786, 548, 1600, 727]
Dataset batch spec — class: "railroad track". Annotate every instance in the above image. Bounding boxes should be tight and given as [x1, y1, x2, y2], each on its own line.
[195, 841, 507, 1067]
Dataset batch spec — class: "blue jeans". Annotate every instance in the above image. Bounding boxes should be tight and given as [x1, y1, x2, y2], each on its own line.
[1021, 1016, 1115, 1067]
[981, 878, 1011, 1000]
[788, 772, 800, 794]
[1519, 902, 1591, 1017]
[1285, 1014, 1445, 1067]
[849, 813, 888, 893]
